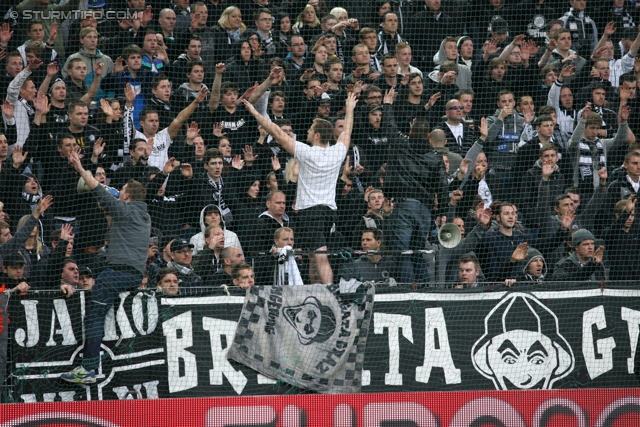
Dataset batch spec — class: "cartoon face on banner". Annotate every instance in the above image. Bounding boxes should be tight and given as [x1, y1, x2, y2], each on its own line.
[283, 296, 336, 345]
[471, 293, 574, 390]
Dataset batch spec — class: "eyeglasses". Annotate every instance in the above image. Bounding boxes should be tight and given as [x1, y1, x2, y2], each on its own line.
[448, 106, 464, 111]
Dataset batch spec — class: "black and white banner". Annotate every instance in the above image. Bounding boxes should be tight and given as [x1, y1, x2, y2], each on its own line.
[7, 284, 640, 402]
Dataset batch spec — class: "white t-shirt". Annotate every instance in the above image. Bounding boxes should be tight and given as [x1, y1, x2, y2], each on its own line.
[294, 141, 347, 210]
[135, 128, 173, 169]
[446, 122, 464, 149]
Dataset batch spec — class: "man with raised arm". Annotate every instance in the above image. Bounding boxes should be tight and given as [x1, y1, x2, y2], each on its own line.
[241, 92, 358, 285]
[60, 151, 151, 384]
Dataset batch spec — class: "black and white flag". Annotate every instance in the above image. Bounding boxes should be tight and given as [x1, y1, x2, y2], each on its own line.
[227, 283, 375, 394]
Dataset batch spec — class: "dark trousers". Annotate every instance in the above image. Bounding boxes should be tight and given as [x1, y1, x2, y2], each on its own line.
[388, 199, 432, 285]
[81, 268, 141, 371]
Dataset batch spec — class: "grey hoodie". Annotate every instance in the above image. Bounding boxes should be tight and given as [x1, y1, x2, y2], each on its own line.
[430, 38, 473, 90]
[190, 204, 243, 255]
[520, 248, 547, 282]
[485, 109, 526, 169]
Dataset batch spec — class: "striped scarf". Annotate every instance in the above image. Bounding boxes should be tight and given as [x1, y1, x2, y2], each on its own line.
[578, 138, 605, 181]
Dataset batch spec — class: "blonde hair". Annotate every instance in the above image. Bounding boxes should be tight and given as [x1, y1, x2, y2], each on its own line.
[294, 5, 319, 29]
[218, 6, 247, 32]
[329, 7, 348, 19]
[285, 158, 298, 183]
[17, 215, 43, 254]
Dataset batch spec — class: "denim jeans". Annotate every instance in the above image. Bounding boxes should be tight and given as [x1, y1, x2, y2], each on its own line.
[388, 199, 432, 285]
[82, 268, 142, 371]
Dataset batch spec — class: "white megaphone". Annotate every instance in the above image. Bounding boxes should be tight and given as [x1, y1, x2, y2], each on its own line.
[438, 223, 462, 248]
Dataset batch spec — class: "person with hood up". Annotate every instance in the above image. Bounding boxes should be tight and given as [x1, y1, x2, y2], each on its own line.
[431, 37, 473, 91]
[551, 228, 606, 282]
[190, 204, 243, 256]
[503, 246, 548, 285]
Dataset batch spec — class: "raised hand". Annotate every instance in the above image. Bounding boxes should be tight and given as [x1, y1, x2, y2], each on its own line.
[345, 91, 358, 110]
[342, 155, 353, 176]
[560, 211, 575, 230]
[46, 62, 59, 77]
[195, 86, 209, 103]
[425, 91, 441, 110]
[510, 242, 529, 262]
[0, 23, 13, 44]
[141, 5, 153, 26]
[144, 137, 154, 157]
[626, 194, 637, 213]
[92, 137, 105, 159]
[60, 223, 74, 242]
[401, 73, 410, 86]
[2, 99, 13, 120]
[560, 64, 575, 80]
[504, 279, 516, 287]
[479, 117, 488, 139]
[383, 87, 396, 104]
[239, 83, 258, 101]
[26, 57, 43, 71]
[242, 145, 258, 162]
[301, 68, 315, 81]
[483, 39, 499, 56]
[593, 246, 605, 264]
[352, 67, 365, 79]
[12, 145, 28, 168]
[475, 202, 492, 226]
[541, 160, 555, 180]
[450, 189, 463, 205]
[213, 122, 226, 137]
[459, 158, 472, 176]
[34, 194, 54, 217]
[598, 166, 608, 184]
[156, 45, 168, 62]
[180, 163, 193, 178]
[271, 155, 281, 171]
[163, 157, 180, 175]
[186, 121, 200, 140]
[605, 21, 616, 36]
[241, 99, 257, 115]
[100, 98, 113, 117]
[620, 103, 630, 123]
[215, 62, 226, 74]
[114, 56, 128, 74]
[34, 91, 49, 114]
[523, 109, 535, 124]
[231, 155, 244, 170]
[546, 39, 557, 52]
[47, 21, 58, 44]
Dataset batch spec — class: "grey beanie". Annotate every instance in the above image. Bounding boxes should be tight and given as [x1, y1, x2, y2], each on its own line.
[572, 229, 595, 247]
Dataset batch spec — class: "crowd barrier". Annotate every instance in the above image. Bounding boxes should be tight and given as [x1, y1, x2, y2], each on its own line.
[3, 282, 640, 404]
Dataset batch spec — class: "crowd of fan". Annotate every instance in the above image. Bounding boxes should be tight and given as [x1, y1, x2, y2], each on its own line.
[0, 0, 640, 296]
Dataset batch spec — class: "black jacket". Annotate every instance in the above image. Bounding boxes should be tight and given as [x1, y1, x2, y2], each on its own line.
[382, 104, 449, 209]
[552, 252, 606, 282]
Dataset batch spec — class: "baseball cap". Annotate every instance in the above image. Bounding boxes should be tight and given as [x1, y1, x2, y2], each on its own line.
[3, 252, 25, 268]
[170, 239, 194, 253]
[490, 17, 509, 34]
[79, 266, 94, 278]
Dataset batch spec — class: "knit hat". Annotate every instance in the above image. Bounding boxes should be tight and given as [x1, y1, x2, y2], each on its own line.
[572, 229, 595, 247]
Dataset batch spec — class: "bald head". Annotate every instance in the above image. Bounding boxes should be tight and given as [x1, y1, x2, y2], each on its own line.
[159, 8, 177, 32]
[429, 129, 447, 148]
